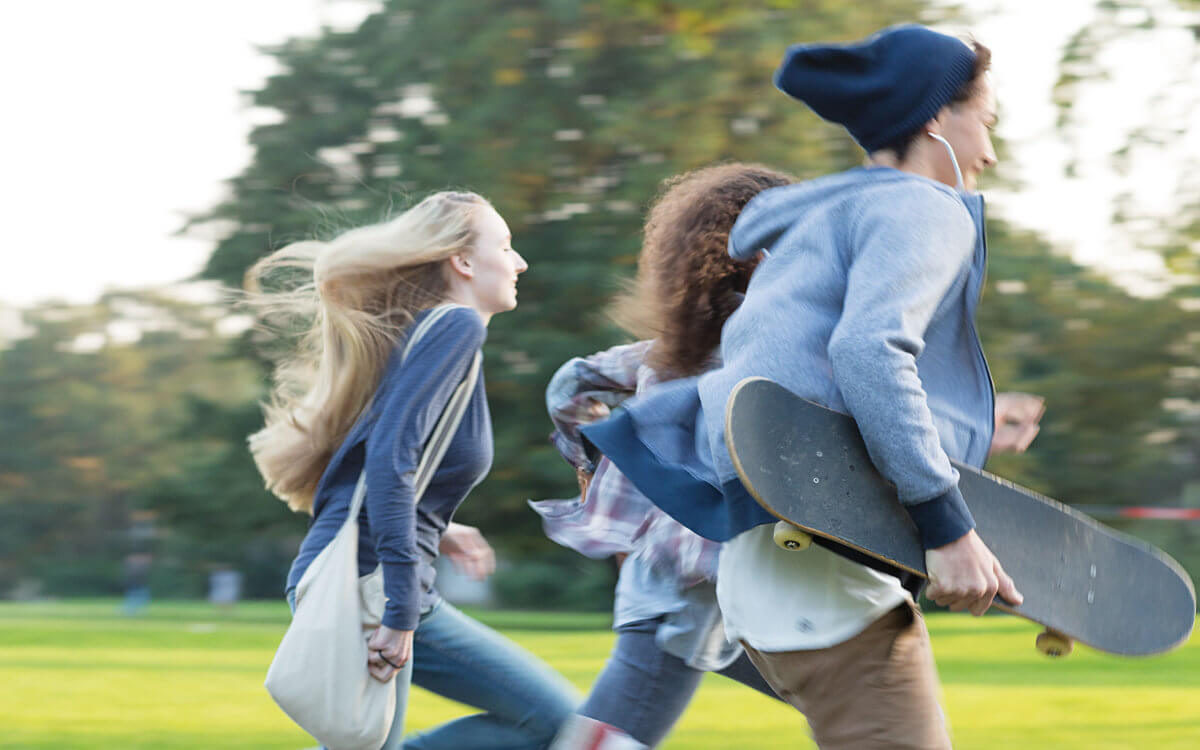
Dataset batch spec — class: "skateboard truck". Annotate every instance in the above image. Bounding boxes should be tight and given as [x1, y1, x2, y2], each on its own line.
[1036, 628, 1074, 657]
[773, 521, 814, 551]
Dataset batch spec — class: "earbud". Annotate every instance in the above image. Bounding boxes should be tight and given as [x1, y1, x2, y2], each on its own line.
[925, 131, 963, 191]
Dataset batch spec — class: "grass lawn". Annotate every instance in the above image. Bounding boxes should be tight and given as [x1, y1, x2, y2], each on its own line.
[1, 600, 1196, 748]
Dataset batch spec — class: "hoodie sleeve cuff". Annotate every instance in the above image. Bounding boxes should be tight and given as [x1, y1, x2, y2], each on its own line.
[905, 486, 975, 550]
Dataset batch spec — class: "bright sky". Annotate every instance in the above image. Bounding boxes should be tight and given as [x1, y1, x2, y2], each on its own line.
[963, 0, 1199, 296]
[1, 0, 1195, 309]
[0, 0, 376, 309]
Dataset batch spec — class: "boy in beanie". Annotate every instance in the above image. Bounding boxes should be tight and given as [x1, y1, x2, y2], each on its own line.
[584, 24, 1027, 748]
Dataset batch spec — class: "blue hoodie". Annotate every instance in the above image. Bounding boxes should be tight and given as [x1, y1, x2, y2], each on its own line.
[583, 166, 994, 551]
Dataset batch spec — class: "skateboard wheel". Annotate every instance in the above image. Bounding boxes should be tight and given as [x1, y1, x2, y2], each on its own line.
[773, 521, 813, 551]
[1036, 629, 1074, 658]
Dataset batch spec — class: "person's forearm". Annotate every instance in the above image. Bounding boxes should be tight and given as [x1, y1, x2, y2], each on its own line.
[829, 187, 979, 548]
[365, 472, 422, 630]
[830, 337, 974, 548]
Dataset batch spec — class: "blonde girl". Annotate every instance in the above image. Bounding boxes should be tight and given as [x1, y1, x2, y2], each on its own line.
[250, 192, 578, 750]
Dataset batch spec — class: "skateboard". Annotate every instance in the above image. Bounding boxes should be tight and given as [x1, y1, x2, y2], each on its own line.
[724, 377, 1196, 657]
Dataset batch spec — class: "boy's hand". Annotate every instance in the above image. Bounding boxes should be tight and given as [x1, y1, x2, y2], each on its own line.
[926, 529, 1023, 616]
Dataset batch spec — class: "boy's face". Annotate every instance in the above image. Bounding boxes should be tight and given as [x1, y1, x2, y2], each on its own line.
[939, 76, 998, 191]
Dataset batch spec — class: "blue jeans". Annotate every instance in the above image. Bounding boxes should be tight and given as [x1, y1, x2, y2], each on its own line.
[578, 618, 781, 747]
[287, 592, 579, 749]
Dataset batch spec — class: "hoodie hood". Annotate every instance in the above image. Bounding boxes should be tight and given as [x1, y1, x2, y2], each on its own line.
[728, 167, 965, 261]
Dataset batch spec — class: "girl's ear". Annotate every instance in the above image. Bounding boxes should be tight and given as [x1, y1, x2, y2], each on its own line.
[448, 253, 473, 279]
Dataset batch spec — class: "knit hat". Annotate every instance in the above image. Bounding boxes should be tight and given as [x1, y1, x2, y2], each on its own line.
[774, 24, 977, 153]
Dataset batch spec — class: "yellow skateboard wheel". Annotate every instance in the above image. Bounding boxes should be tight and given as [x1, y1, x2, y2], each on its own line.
[773, 521, 813, 551]
[1036, 629, 1074, 658]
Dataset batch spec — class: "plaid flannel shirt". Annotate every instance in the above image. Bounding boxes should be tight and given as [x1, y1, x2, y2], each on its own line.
[531, 341, 720, 587]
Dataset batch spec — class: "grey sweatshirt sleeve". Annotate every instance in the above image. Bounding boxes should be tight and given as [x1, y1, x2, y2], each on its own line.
[363, 307, 486, 630]
[828, 185, 977, 549]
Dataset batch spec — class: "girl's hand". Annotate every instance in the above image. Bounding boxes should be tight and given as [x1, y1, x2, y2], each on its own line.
[576, 466, 594, 500]
[439, 522, 496, 581]
[366, 625, 414, 682]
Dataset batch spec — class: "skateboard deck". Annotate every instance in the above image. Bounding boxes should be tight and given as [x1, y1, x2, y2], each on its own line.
[725, 377, 1196, 657]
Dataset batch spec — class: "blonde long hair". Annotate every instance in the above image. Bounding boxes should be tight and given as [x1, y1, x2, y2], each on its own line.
[245, 191, 489, 513]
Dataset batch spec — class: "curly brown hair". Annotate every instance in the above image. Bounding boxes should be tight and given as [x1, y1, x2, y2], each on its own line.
[609, 163, 795, 379]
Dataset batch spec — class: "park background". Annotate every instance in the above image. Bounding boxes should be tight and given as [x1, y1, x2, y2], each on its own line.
[1, 0, 1198, 747]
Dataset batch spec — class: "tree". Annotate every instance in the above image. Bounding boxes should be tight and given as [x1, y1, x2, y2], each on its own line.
[1044, 0, 1200, 573]
[188, 0, 940, 556]
[0, 291, 265, 595]
[6, 1, 1196, 600]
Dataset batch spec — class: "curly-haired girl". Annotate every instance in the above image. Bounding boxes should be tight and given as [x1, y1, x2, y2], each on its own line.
[535, 164, 795, 749]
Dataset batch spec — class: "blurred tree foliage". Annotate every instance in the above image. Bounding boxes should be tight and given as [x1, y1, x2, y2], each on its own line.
[187, 0, 945, 568]
[3, 0, 1198, 599]
[1044, 0, 1200, 573]
[979, 223, 1197, 508]
[0, 292, 276, 596]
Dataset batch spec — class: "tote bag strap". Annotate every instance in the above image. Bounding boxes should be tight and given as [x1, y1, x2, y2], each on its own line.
[345, 305, 482, 520]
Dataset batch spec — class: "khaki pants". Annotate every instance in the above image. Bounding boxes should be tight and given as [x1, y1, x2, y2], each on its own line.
[742, 601, 951, 750]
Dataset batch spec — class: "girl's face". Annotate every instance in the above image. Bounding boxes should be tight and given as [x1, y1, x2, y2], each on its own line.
[461, 205, 528, 318]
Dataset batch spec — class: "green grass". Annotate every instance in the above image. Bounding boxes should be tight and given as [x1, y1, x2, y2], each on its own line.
[1, 600, 1197, 748]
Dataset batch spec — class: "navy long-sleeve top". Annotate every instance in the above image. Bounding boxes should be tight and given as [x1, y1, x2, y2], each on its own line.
[286, 306, 493, 630]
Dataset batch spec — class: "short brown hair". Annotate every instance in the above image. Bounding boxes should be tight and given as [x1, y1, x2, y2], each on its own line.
[609, 163, 795, 379]
[950, 41, 991, 106]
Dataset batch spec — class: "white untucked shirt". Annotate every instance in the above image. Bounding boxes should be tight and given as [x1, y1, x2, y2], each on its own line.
[716, 524, 909, 652]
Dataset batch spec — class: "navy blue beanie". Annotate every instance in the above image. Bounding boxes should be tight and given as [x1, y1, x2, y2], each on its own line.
[774, 24, 977, 153]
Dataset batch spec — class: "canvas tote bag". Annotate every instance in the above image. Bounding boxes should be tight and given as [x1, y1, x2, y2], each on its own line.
[265, 305, 482, 750]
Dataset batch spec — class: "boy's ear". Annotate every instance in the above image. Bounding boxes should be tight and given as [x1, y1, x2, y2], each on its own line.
[925, 109, 947, 136]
